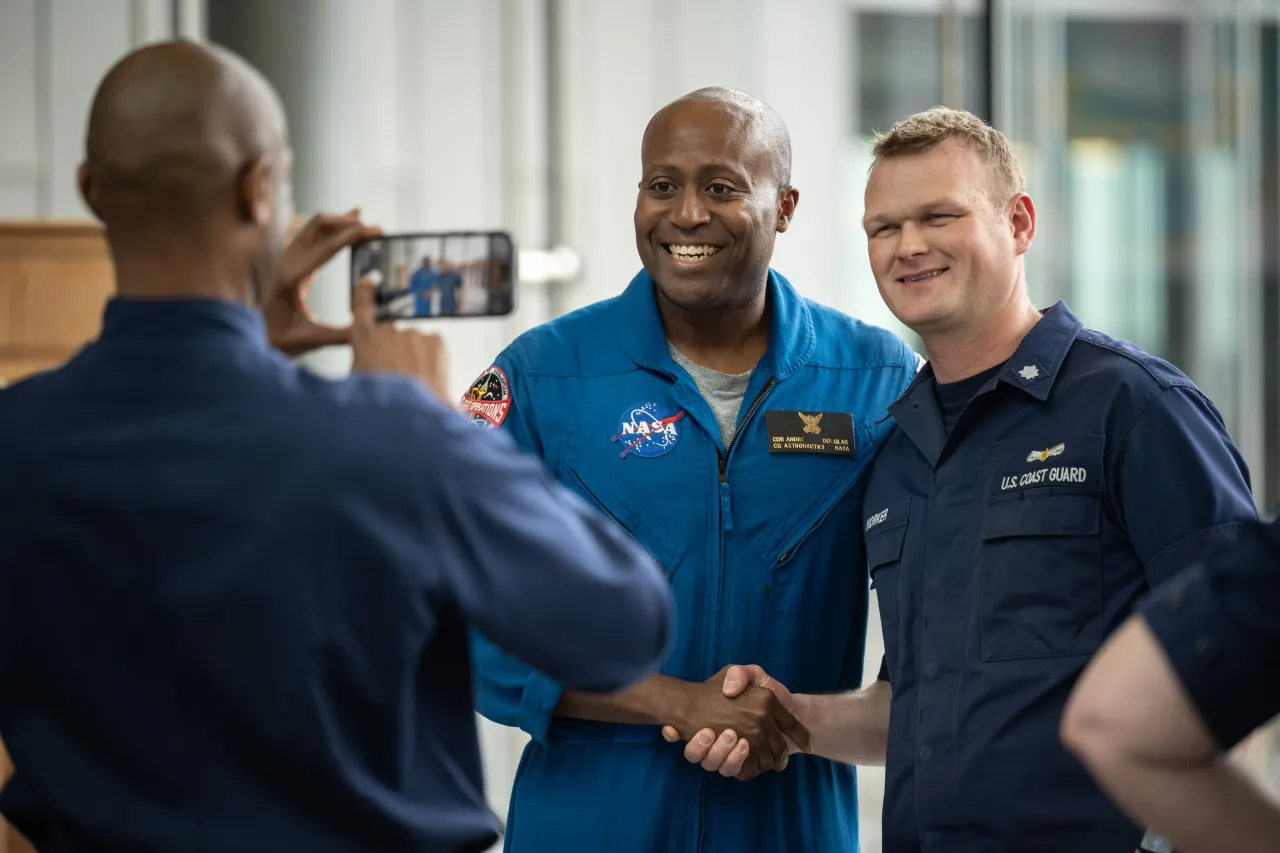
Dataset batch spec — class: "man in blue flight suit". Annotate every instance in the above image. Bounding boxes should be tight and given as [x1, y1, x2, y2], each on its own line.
[1063, 517, 1280, 853]
[408, 256, 439, 315]
[0, 41, 673, 853]
[675, 107, 1258, 852]
[465, 87, 919, 852]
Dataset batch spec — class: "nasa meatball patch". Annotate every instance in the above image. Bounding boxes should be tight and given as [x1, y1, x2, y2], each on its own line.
[461, 366, 511, 428]
[611, 402, 686, 459]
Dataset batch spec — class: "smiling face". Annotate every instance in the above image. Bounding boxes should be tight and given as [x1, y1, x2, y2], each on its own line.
[863, 138, 1033, 338]
[634, 100, 797, 314]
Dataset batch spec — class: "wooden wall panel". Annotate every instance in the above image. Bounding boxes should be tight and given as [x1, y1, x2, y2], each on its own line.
[19, 254, 113, 351]
[0, 220, 113, 385]
[0, 354, 63, 384]
[0, 258, 15, 352]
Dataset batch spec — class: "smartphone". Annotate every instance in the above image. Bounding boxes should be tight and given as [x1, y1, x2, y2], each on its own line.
[350, 230, 517, 320]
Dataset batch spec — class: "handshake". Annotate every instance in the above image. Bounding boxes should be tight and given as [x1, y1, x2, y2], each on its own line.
[659, 664, 810, 782]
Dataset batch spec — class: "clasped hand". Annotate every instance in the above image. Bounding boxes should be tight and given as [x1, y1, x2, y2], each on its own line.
[661, 665, 809, 782]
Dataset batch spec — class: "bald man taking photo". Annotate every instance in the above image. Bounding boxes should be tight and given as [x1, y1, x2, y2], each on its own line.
[0, 40, 673, 853]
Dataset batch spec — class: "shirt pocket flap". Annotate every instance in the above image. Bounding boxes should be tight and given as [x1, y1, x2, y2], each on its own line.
[981, 490, 1102, 540]
[865, 496, 910, 573]
[751, 417, 872, 568]
[561, 451, 680, 574]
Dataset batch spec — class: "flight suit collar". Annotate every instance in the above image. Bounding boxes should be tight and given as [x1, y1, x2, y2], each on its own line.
[614, 267, 817, 382]
[100, 297, 269, 350]
[887, 300, 1083, 468]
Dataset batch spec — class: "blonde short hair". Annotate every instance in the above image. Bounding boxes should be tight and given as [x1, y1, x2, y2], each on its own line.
[871, 107, 1026, 205]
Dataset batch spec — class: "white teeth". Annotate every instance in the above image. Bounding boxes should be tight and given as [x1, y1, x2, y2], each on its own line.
[666, 244, 722, 259]
[906, 269, 945, 282]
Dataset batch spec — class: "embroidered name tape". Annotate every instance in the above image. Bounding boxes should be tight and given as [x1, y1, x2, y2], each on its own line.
[765, 410, 855, 456]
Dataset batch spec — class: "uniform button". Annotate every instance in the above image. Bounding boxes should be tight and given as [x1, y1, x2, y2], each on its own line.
[925, 663, 939, 679]
[1194, 635, 1219, 662]
[1165, 587, 1186, 611]
[919, 745, 932, 761]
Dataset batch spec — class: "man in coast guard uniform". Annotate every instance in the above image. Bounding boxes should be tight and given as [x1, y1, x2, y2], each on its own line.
[677, 106, 1257, 853]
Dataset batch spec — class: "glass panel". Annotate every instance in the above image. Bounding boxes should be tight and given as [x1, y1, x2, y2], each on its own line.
[856, 11, 986, 136]
[846, 8, 986, 352]
[1067, 138, 1167, 355]
[1263, 24, 1280, 511]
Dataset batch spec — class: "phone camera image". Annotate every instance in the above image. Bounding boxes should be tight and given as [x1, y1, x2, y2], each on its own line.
[351, 231, 516, 321]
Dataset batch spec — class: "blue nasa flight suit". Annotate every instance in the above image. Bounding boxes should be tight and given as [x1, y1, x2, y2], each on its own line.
[408, 266, 438, 315]
[861, 301, 1256, 852]
[467, 269, 919, 853]
[0, 298, 672, 853]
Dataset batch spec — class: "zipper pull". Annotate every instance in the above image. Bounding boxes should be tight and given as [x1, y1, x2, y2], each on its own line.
[720, 480, 733, 531]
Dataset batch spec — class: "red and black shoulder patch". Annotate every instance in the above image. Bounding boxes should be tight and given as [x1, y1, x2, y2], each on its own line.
[460, 365, 511, 428]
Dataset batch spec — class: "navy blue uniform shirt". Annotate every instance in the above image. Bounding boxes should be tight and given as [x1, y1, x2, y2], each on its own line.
[861, 302, 1256, 852]
[0, 298, 673, 853]
[1142, 517, 1280, 750]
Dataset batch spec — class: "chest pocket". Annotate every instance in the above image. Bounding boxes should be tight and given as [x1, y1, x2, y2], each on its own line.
[978, 435, 1106, 662]
[864, 496, 909, 673]
[560, 449, 681, 578]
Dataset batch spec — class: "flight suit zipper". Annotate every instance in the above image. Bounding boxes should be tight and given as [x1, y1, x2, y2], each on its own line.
[699, 376, 776, 849]
[717, 377, 777, 483]
[767, 459, 866, 598]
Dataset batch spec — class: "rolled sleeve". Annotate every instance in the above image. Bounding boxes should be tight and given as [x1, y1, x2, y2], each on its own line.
[1111, 386, 1257, 588]
[518, 672, 566, 745]
[1141, 519, 1280, 749]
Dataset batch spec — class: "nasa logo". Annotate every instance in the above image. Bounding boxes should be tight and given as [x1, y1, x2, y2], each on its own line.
[611, 401, 686, 459]
[460, 366, 511, 429]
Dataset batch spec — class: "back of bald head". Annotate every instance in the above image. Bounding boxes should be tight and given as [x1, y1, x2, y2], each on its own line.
[82, 40, 287, 224]
[646, 87, 793, 187]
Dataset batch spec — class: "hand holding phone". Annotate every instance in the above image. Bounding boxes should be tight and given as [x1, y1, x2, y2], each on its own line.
[350, 277, 451, 400]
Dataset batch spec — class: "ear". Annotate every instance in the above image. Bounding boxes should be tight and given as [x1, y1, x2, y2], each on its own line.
[77, 163, 103, 221]
[776, 186, 800, 233]
[236, 155, 276, 226]
[1009, 192, 1036, 255]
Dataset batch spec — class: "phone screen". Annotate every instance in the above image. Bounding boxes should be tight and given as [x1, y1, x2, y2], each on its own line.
[350, 230, 516, 320]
